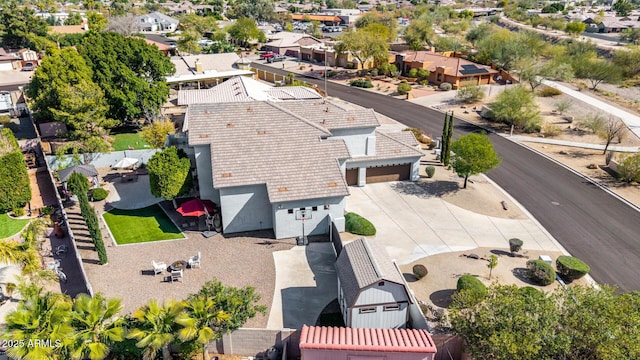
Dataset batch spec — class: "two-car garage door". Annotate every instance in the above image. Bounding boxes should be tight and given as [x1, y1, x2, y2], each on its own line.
[346, 164, 411, 185]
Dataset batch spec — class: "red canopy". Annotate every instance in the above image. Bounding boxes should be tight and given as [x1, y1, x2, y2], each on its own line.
[176, 199, 216, 217]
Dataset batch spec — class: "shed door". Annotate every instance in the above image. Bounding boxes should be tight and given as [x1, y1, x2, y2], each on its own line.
[346, 169, 358, 185]
[0, 62, 13, 71]
[366, 164, 410, 183]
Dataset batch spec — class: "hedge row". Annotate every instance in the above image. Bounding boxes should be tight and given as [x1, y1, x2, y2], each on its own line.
[68, 172, 108, 264]
[0, 129, 31, 213]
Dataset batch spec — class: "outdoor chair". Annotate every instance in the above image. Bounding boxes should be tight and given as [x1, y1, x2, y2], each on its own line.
[152, 260, 167, 275]
[171, 269, 183, 282]
[188, 252, 201, 268]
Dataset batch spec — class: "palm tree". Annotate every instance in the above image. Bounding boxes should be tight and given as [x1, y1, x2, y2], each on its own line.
[127, 299, 183, 360]
[3, 283, 73, 360]
[176, 295, 231, 359]
[69, 293, 125, 360]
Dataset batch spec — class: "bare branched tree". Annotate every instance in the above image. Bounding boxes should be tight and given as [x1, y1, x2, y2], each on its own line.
[106, 14, 141, 36]
[598, 117, 628, 154]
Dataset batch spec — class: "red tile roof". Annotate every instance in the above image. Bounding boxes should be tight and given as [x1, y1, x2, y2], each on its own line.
[299, 325, 437, 353]
[291, 14, 341, 22]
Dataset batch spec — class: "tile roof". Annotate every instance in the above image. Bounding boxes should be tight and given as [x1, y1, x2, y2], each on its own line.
[399, 51, 497, 77]
[336, 237, 408, 307]
[178, 76, 321, 105]
[187, 102, 350, 203]
[388, 131, 420, 148]
[348, 130, 422, 163]
[275, 100, 380, 130]
[265, 31, 321, 48]
[299, 325, 437, 353]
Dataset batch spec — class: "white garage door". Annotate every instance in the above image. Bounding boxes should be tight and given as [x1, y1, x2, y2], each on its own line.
[0, 62, 14, 71]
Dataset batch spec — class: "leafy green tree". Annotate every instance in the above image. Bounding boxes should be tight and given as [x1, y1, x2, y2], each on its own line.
[140, 119, 176, 149]
[0, 129, 31, 213]
[621, 28, 640, 45]
[0, 2, 49, 48]
[176, 295, 231, 360]
[128, 299, 183, 360]
[403, 18, 435, 50]
[572, 57, 621, 90]
[147, 146, 192, 207]
[337, 28, 388, 69]
[450, 133, 501, 188]
[230, 0, 275, 22]
[65, 12, 83, 25]
[355, 11, 398, 42]
[456, 84, 485, 103]
[616, 153, 640, 183]
[2, 284, 74, 360]
[87, 11, 107, 31]
[226, 18, 266, 48]
[565, 21, 587, 34]
[489, 86, 541, 131]
[77, 31, 175, 122]
[69, 294, 125, 360]
[613, 0, 634, 17]
[177, 29, 202, 54]
[613, 46, 640, 78]
[475, 29, 544, 70]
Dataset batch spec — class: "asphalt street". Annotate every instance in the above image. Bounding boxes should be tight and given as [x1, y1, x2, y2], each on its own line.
[253, 63, 640, 291]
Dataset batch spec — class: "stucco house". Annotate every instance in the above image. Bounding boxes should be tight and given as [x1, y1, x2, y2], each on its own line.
[336, 237, 412, 329]
[394, 51, 498, 89]
[263, 31, 323, 58]
[137, 12, 179, 32]
[167, 54, 255, 90]
[299, 325, 437, 360]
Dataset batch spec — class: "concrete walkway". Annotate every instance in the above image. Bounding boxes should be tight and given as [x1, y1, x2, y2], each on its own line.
[508, 135, 640, 152]
[346, 182, 562, 266]
[543, 80, 640, 139]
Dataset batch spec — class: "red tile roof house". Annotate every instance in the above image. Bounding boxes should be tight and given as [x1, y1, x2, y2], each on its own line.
[180, 76, 422, 239]
[299, 325, 437, 360]
[394, 51, 498, 89]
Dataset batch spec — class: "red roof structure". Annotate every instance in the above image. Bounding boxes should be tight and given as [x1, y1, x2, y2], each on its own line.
[299, 325, 437, 354]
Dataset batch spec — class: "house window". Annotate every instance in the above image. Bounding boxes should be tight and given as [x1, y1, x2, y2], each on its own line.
[324, 205, 330, 210]
[288, 209, 293, 214]
[384, 304, 400, 311]
[312, 206, 318, 211]
[299, 207, 305, 211]
[359, 307, 376, 314]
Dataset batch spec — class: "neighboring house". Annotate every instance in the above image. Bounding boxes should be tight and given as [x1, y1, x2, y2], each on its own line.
[0, 49, 20, 71]
[597, 17, 640, 33]
[144, 39, 174, 56]
[137, 12, 179, 32]
[166, 53, 255, 89]
[299, 325, 437, 360]
[291, 14, 342, 25]
[186, 101, 351, 239]
[263, 31, 323, 58]
[322, 8, 361, 27]
[336, 237, 413, 329]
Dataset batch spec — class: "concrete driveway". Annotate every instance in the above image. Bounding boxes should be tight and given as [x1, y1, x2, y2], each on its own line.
[346, 181, 563, 266]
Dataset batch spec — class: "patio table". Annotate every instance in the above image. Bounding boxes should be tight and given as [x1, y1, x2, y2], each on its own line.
[170, 260, 187, 272]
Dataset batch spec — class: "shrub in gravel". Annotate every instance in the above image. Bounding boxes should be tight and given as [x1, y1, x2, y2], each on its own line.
[556, 256, 590, 281]
[509, 238, 523, 255]
[439, 82, 452, 91]
[350, 78, 373, 88]
[413, 264, 428, 279]
[452, 275, 487, 308]
[425, 166, 435, 178]
[345, 212, 376, 236]
[527, 259, 556, 285]
[397, 82, 412, 95]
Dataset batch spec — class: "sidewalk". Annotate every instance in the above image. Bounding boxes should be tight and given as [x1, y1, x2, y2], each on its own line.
[507, 135, 640, 153]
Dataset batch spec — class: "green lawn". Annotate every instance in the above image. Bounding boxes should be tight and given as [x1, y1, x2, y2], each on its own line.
[111, 133, 151, 151]
[0, 213, 30, 238]
[103, 205, 184, 245]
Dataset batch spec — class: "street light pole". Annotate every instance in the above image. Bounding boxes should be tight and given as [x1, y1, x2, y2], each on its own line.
[324, 48, 328, 98]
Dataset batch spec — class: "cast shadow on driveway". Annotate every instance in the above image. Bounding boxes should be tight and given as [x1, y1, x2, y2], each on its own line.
[390, 180, 459, 198]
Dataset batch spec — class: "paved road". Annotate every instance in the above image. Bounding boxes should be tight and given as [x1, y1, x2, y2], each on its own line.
[253, 63, 640, 291]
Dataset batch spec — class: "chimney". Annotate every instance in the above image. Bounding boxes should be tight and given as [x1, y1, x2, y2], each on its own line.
[195, 59, 203, 74]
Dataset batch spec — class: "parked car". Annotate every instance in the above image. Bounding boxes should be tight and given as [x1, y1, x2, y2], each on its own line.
[21, 62, 35, 71]
[267, 55, 286, 63]
[260, 51, 276, 59]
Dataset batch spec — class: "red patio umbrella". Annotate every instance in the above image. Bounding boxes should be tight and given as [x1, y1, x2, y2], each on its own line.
[176, 199, 216, 217]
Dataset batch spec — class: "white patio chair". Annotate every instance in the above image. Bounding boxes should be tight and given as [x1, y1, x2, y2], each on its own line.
[152, 260, 167, 276]
[188, 252, 201, 268]
[171, 269, 183, 282]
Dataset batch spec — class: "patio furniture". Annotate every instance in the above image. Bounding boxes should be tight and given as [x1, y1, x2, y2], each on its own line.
[170, 260, 188, 272]
[152, 260, 167, 275]
[171, 269, 183, 282]
[188, 252, 201, 268]
[121, 173, 139, 183]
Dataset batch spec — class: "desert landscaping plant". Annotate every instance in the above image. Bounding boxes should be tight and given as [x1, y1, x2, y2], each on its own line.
[425, 166, 435, 178]
[509, 238, 523, 256]
[403, 127, 430, 144]
[345, 212, 376, 236]
[489, 86, 541, 132]
[527, 259, 556, 285]
[616, 153, 640, 183]
[541, 123, 562, 137]
[598, 117, 628, 154]
[349, 78, 373, 88]
[452, 274, 487, 308]
[487, 255, 498, 279]
[413, 264, 428, 279]
[578, 113, 606, 134]
[456, 84, 485, 103]
[554, 99, 573, 115]
[397, 82, 412, 95]
[537, 87, 562, 97]
[556, 256, 590, 281]
[439, 82, 452, 91]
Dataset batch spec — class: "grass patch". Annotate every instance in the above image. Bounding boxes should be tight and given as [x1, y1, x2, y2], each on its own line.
[103, 205, 184, 245]
[111, 133, 151, 151]
[0, 213, 29, 238]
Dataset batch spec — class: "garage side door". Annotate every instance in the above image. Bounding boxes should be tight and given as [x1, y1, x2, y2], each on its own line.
[346, 169, 358, 185]
[366, 164, 411, 184]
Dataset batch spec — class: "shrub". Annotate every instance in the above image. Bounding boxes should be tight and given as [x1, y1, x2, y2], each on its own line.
[509, 238, 523, 254]
[397, 82, 412, 95]
[76, 186, 108, 264]
[457, 84, 485, 103]
[417, 69, 430, 80]
[413, 264, 428, 279]
[526, 259, 556, 285]
[349, 78, 373, 88]
[452, 275, 487, 308]
[541, 123, 562, 137]
[0, 115, 11, 125]
[425, 166, 435, 178]
[12, 206, 24, 217]
[345, 212, 376, 236]
[67, 171, 89, 195]
[408, 68, 418, 78]
[556, 256, 590, 281]
[90, 188, 109, 201]
[537, 87, 562, 97]
[0, 129, 31, 213]
[439, 82, 452, 91]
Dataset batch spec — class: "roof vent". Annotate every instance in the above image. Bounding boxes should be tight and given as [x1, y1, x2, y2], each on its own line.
[226, 123, 234, 128]
[198, 134, 209, 138]
[347, 116, 355, 121]
[321, 119, 326, 125]
[257, 129, 267, 135]
[247, 107, 253, 112]
[278, 187, 288, 192]
[327, 182, 337, 187]
[324, 107, 329, 113]
[221, 173, 232, 178]
[204, 110, 209, 114]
